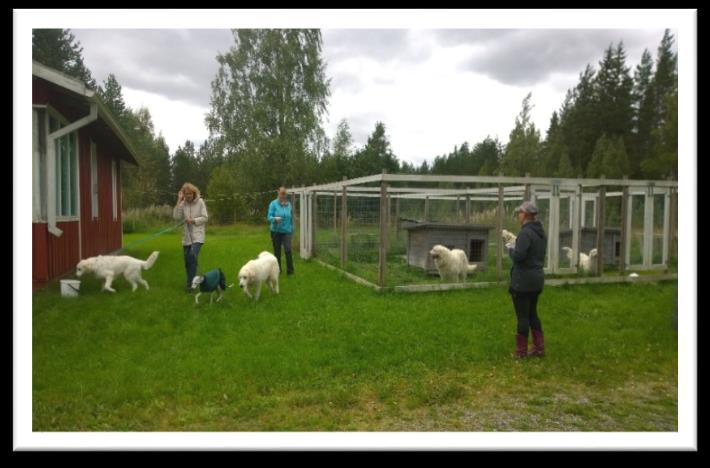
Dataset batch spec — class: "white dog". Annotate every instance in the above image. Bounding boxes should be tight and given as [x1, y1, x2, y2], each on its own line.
[237, 251, 280, 301]
[501, 229, 517, 245]
[76, 251, 159, 292]
[562, 246, 598, 272]
[429, 244, 478, 283]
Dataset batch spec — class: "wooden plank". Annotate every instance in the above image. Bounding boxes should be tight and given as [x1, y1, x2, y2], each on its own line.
[572, 185, 582, 270]
[668, 186, 677, 265]
[465, 194, 471, 223]
[340, 177, 348, 268]
[496, 184, 504, 281]
[619, 177, 629, 274]
[379, 173, 678, 188]
[643, 184, 654, 267]
[313, 259, 381, 291]
[625, 192, 633, 267]
[389, 273, 677, 292]
[305, 173, 384, 191]
[395, 197, 400, 240]
[379, 177, 388, 288]
[545, 273, 677, 286]
[333, 191, 338, 233]
[550, 184, 560, 273]
[595, 181, 606, 276]
[393, 281, 505, 292]
[662, 186, 671, 268]
[524, 173, 531, 200]
[424, 196, 430, 221]
[312, 190, 318, 257]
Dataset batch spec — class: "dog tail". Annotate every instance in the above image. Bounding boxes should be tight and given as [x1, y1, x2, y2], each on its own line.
[143, 251, 160, 270]
[467, 264, 478, 273]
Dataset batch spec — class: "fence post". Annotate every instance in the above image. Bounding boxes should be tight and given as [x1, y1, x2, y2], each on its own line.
[395, 196, 401, 240]
[662, 177, 672, 272]
[524, 172, 531, 200]
[619, 176, 629, 274]
[496, 179, 504, 282]
[424, 196, 430, 222]
[550, 183, 560, 273]
[340, 176, 348, 269]
[465, 192, 471, 224]
[379, 171, 388, 288]
[643, 183, 655, 268]
[595, 177, 606, 276]
[571, 184, 582, 271]
[333, 190, 338, 233]
[668, 184, 677, 268]
[312, 185, 318, 257]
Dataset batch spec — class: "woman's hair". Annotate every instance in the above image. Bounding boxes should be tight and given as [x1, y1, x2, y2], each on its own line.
[181, 182, 200, 199]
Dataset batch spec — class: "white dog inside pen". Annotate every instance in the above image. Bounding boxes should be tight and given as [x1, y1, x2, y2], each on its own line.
[429, 244, 478, 283]
[237, 251, 280, 300]
[76, 251, 159, 292]
[562, 246, 598, 273]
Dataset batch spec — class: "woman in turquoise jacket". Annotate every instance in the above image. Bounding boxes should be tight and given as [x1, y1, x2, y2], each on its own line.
[267, 186, 294, 275]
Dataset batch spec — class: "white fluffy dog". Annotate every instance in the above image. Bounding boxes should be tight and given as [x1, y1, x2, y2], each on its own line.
[429, 244, 478, 283]
[76, 251, 159, 292]
[501, 229, 517, 245]
[562, 246, 598, 272]
[237, 251, 280, 301]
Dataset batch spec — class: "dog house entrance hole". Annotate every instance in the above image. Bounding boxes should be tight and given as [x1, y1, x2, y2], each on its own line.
[615, 241, 621, 258]
[469, 239, 484, 262]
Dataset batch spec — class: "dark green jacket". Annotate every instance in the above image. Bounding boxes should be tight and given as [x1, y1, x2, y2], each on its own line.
[200, 268, 226, 292]
[508, 220, 547, 292]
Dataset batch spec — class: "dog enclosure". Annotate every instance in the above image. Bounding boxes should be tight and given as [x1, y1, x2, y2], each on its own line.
[293, 173, 678, 292]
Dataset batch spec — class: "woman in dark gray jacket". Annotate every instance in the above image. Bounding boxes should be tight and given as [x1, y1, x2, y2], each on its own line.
[505, 201, 547, 358]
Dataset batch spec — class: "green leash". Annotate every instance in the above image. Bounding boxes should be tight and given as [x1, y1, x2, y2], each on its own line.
[119, 221, 185, 253]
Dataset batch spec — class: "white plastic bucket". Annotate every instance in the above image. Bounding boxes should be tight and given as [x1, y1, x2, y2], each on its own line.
[60, 279, 81, 297]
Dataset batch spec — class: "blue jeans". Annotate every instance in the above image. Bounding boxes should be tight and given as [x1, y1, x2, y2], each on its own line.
[271, 231, 294, 274]
[183, 242, 203, 288]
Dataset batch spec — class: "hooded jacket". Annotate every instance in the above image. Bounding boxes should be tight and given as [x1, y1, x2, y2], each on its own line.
[508, 219, 547, 292]
[173, 196, 208, 246]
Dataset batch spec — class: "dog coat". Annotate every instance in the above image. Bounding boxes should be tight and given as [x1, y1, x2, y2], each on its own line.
[200, 268, 226, 292]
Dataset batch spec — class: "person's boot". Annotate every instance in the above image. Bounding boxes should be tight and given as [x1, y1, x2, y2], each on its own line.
[513, 334, 528, 359]
[530, 329, 545, 357]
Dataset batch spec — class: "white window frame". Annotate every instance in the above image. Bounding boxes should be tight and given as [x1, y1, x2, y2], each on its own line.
[90, 140, 99, 220]
[48, 107, 80, 222]
[32, 106, 44, 222]
[111, 159, 118, 221]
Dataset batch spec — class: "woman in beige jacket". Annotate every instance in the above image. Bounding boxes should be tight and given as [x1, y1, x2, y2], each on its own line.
[173, 183, 208, 291]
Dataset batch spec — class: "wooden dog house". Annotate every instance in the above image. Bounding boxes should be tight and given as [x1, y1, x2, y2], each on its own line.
[403, 222, 494, 274]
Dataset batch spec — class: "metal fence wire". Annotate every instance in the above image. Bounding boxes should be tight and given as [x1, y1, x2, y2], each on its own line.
[296, 174, 678, 291]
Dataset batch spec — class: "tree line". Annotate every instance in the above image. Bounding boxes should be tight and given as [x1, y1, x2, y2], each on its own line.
[32, 28, 677, 223]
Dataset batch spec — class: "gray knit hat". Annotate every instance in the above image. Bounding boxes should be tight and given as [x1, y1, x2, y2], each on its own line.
[514, 200, 538, 215]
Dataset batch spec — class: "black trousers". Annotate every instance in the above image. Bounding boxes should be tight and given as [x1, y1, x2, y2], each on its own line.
[271, 231, 294, 274]
[510, 289, 543, 337]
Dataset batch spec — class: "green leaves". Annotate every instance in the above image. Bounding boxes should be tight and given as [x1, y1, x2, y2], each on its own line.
[206, 29, 330, 193]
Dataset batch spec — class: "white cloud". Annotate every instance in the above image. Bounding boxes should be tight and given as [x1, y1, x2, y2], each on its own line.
[121, 87, 209, 154]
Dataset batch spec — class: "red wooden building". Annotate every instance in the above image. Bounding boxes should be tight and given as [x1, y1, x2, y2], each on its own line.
[32, 61, 139, 285]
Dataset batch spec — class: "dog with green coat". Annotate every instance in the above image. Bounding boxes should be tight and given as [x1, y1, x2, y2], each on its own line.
[191, 268, 233, 304]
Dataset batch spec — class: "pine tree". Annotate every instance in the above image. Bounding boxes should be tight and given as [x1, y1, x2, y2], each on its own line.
[631, 49, 655, 177]
[501, 93, 542, 176]
[32, 29, 97, 89]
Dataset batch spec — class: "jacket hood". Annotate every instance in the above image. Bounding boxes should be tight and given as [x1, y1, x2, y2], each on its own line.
[524, 220, 547, 241]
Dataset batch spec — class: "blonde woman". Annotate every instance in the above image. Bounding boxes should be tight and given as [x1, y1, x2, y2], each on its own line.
[173, 183, 209, 291]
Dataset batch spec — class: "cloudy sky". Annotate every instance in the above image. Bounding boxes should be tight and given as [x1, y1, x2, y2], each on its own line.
[72, 28, 674, 165]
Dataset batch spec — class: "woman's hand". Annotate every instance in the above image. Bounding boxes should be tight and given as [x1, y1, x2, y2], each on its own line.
[177, 191, 184, 206]
[186, 217, 194, 225]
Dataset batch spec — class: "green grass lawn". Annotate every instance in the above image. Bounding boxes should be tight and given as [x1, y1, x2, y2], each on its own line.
[33, 223, 678, 431]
